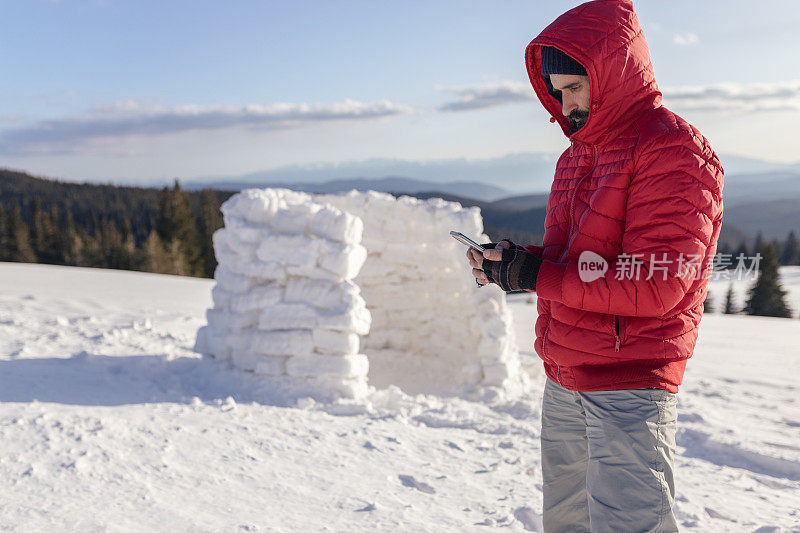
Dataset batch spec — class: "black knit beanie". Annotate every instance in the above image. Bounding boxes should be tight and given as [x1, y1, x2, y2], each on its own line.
[540, 45, 587, 77]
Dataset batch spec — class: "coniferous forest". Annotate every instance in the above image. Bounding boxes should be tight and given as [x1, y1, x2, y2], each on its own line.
[1, 167, 798, 318]
[0, 168, 231, 278]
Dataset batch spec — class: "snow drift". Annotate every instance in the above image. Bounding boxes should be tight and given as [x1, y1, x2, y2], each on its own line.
[194, 188, 530, 402]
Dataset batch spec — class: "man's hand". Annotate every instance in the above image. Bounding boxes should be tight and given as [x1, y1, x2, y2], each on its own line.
[469, 239, 543, 292]
[466, 240, 513, 286]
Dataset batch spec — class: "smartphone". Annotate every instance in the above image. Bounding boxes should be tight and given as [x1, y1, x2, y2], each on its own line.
[450, 231, 485, 252]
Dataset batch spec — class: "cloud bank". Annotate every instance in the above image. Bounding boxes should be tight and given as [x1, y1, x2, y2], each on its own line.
[0, 99, 412, 155]
[436, 79, 800, 114]
[4, 79, 799, 156]
[660, 80, 800, 112]
[436, 82, 534, 112]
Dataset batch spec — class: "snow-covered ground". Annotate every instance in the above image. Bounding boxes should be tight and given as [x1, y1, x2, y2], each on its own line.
[1, 262, 799, 532]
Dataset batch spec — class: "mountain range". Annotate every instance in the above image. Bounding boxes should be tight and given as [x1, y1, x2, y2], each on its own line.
[177, 151, 800, 200]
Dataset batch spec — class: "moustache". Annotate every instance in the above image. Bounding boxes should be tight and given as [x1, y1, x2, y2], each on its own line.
[567, 108, 590, 134]
[569, 109, 590, 122]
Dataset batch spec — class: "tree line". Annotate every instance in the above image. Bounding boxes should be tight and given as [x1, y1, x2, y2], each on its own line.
[0, 168, 230, 278]
[1, 168, 797, 318]
[703, 240, 796, 319]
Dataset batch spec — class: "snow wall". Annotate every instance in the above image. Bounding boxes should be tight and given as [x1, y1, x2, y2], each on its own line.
[194, 188, 531, 403]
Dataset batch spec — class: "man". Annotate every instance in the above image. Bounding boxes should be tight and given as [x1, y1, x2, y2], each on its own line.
[466, 1, 724, 531]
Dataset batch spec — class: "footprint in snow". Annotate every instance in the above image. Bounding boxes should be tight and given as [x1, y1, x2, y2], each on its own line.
[398, 474, 435, 494]
[513, 506, 543, 532]
[445, 440, 464, 452]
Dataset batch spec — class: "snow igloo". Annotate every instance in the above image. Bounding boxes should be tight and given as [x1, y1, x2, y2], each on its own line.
[194, 188, 530, 403]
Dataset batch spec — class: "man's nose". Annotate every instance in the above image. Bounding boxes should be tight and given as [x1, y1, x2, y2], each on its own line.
[562, 100, 576, 116]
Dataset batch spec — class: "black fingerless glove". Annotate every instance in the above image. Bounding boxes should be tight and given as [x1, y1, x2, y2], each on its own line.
[479, 239, 524, 252]
[481, 245, 543, 292]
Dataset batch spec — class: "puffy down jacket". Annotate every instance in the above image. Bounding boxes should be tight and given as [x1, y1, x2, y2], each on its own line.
[522, 0, 724, 393]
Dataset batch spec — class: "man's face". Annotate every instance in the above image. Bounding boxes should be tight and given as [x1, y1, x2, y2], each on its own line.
[549, 74, 590, 134]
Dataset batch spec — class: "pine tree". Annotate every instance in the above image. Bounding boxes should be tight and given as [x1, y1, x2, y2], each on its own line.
[0, 203, 5, 261]
[198, 188, 223, 278]
[118, 219, 137, 271]
[68, 221, 90, 267]
[98, 218, 124, 269]
[31, 199, 61, 264]
[753, 231, 764, 256]
[158, 180, 204, 276]
[58, 215, 77, 265]
[47, 205, 69, 265]
[30, 196, 43, 256]
[5, 204, 36, 262]
[743, 242, 792, 318]
[141, 229, 169, 273]
[703, 289, 715, 313]
[724, 283, 737, 314]
[732, 241, 749, 271]
[79, 221, 103, 267]
[769, 238, 784, 266]
[780, 230, 799, 266]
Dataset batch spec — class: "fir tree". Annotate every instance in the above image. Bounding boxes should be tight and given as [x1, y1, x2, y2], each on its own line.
[703, 289, 715, 313]
[118, 219, 138, 271]
[70, 221, 92, 267]
[769, 238, 784, 265]
[0, 203, 5, 261]
[4, 204, 36, 262]
[780, 230, 799, 266]
[158, 180, 204, 276]
[198, 188, 223, 278]
[743, 242, 792, 318]
[753, 231, 764, 256]
[31, 199, 62, 264]
[141, 229, 169, 274]
[98, 218, 125, 269]
[57, 210, 80, 266]
[732, 242, 749, 271]
[724, 283, 737, 314]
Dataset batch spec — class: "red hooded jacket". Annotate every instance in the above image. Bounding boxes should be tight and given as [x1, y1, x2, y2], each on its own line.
[521, 0, 724, 393]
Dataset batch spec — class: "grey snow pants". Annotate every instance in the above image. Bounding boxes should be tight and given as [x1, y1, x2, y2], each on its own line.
[540, 376, 680, 532]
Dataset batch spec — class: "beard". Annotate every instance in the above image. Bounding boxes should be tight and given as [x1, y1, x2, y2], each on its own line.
[568, 108, 590, 134]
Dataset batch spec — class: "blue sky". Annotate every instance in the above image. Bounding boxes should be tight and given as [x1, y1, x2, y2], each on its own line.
[2, 0, 800, 190]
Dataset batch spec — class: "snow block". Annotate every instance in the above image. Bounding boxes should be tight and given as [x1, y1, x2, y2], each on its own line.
[285, 353, 369, 378]
[309, 204, 363, 244]
[312, 329, 360, 355]
[250, 330, 313, 357]
[258, 303, 318, 331]
[195, 187, 529, 403]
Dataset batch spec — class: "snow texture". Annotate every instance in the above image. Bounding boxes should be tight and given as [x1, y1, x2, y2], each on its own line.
[1, 262, 799, 532]
[194, 188, 529, 403]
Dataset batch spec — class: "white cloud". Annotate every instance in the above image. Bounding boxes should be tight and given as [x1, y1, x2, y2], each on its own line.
[661, 80, 800, 112]
[436, 79, 800, 115]
[436, 81, 534, 111]
[0, 98, 413, 155]
[673, 32, 699, 46]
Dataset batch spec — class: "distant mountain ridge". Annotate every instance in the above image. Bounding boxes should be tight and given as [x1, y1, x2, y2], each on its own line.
[3, 166, 797, 248]
[182, 176, 512, 202]
[175, 151, 800, 196]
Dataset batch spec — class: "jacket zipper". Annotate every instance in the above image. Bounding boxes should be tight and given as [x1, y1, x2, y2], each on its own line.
[613, 314, 621, 351]
[556, 142, 598, 263]
[545, 141, 597, 383]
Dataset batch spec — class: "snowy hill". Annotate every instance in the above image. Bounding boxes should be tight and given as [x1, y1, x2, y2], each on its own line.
[1, 262, 799, 532]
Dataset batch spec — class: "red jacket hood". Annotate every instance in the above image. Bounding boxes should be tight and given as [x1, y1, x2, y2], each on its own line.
[525, 0, 663, 146]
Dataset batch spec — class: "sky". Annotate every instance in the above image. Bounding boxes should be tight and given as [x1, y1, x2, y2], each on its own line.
[2, 0, 800, 190]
